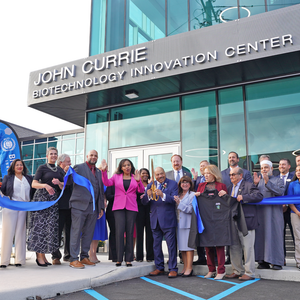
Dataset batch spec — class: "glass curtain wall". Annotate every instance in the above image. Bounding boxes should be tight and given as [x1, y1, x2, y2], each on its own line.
[218, 87, 247, 171]
[245, 76, 300, 172]
[90, 0, 300, 55]
[181, 91, 218, 172]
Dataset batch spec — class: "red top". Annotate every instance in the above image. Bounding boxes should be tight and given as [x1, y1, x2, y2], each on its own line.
[197, 181, 228, 193]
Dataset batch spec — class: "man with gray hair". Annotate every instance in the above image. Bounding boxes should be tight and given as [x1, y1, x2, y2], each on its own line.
[219, 167, 263, 281]
[253, 159, 285, 270]
[52, 154, 72, 265]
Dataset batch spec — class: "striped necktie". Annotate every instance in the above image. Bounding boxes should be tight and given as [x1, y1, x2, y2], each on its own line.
[231, 185, 236, 197]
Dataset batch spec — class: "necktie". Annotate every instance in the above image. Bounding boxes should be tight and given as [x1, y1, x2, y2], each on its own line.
[281, 175, 286, 185]
[158, 183, 162, 190]
[231, 185, 236, 197]
[200, 176, 205, 183]
[91, 166, 96, 176]
[175, 171, 180, 183]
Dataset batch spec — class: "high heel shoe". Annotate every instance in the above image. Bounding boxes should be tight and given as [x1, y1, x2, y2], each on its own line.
[36, 259, 47, 267]
[182, 270, 193, 277]
[45, 261, 52, 266]
[204, 271, 216, 278]
[214, 272, 226, 280]
[115, 262, 121, 267]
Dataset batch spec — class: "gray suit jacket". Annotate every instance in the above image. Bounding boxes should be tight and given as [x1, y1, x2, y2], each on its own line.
[69, 163, 105, 213]
[165, 167, 192, 181]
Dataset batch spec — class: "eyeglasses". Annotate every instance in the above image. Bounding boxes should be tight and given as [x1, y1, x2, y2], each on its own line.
[229, 173, 238, 177]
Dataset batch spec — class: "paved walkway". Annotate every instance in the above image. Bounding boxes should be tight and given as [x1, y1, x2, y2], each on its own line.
[1, 252, 300, 300]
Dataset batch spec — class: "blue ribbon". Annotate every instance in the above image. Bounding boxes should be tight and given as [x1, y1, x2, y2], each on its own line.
[0, 167, 95, 211]
[249, 194, 300, 205]
[192, 196, 204, 233]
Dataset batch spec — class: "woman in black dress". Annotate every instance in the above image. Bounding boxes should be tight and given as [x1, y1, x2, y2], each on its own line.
[28, 147, 65, 267]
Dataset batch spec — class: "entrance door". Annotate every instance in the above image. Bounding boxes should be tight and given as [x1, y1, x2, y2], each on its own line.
[108, 143, 180, 177]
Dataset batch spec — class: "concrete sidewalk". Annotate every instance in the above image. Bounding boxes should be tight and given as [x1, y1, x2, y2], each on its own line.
[1, 252, 300, 300]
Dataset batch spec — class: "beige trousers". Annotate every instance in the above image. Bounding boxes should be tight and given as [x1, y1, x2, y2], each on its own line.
[1, 208, 27, 266]
[291, 213, 300, 267]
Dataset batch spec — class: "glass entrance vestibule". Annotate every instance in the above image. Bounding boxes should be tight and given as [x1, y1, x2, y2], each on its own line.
[86, 76, 300, 174]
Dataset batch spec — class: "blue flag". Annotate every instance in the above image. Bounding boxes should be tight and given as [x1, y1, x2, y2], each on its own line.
[192, 196, 205, 233]
[0, 121, 21, 177]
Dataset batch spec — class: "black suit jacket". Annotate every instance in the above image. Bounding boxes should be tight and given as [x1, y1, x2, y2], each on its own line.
[1, 174, 34, 199]
[228, 180, 263, 230]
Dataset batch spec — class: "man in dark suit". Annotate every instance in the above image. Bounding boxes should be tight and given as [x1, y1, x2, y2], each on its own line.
[142, 167, 178, 278]
[278, 158, 295, 263]
[165, 154, 192, 183]
[221, 151, 253, 188]
[220, 167, 263, 281]
[69, 150, 105, 269]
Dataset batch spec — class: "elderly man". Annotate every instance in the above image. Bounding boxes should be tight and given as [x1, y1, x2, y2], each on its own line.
[52, 154, 72, 265]
[69, 150, 105, 269]
[165, 154, 192, 183]
[221, 168, 263, 281]
[253, 160, 285, 270]
[221, 152, 253, 188]
[142, 167, 178, 278]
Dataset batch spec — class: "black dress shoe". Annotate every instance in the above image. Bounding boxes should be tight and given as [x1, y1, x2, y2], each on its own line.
[15, 264, 22, 267]
[36, 259, 47, 267]
[0, 265, 7, 268]
[126, 263, 132, 267]
[272, 265, 282, 270]
[115, 263, 121, 267]
[257, 262, 270, 269]
[182, 270, 193, 277]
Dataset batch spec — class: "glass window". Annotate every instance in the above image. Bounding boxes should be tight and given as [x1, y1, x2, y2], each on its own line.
[33, 159, 46, 175]
[34, 143, 47, 159]
[48, 136, 60, 141]
[61, 139, 75, 156]
[75, 155, 84, 165]
[48, 141, 60, 151]
[76, 138, 84, 154]
[109, 98, 180, 149]
[36, 138, 47, 143]
[23, 140, 34, 145]
[239, 0, 266, 18]
[22, 145, 34, 160]
[190, 0, 237, 30]
[77, 132, 84, 138]
[167, 0, 188, 36]
[106, 0, 125, 51]
[87, 110, 109, 125]
[267, 0, 300, 11]
[218, 87, 247, 171]
[245, 76, 300, 172]
[181, 91, 218, 171]
[62, 134, 75, 139]
[24, 160, 33, 175]
[90, 0, 106, 55]
[126, 0, 165, 47]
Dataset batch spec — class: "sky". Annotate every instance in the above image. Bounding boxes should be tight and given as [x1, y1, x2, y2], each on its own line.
[0, 0, 91, 134]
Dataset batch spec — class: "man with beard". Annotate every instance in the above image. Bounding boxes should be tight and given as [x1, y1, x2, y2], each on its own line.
[221, 152, 253, 188]
[253, 160, 285, 270]
[69, 150, 105, 269]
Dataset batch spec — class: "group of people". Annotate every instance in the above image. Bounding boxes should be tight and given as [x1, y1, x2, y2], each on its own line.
[1, 148, 300, 282]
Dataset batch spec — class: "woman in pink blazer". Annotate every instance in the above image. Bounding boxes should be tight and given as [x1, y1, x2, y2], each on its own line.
[101, 158, 144, 267]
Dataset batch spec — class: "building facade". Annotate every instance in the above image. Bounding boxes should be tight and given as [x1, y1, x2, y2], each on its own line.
[27, 1, 300, 175]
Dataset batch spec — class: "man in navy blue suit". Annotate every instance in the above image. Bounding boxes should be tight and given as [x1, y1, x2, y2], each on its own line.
[142, 167, 178, 278]
[278, 158, 295, 263]
[221, 151, 253, 188]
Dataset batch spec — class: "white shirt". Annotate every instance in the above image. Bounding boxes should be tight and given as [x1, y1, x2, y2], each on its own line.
[12, 176, 30, 202]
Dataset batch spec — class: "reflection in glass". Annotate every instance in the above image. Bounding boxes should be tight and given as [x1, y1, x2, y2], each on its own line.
[167, 0, 188, 36]
[34, 143, 47, 159]
[62, 139, 75, 156]
[33, 159, 46, 175]
[109, 98, 180, 149]
[75, 155, 84, 165]
[190, 0, 237, 29]
[62, 134, 75, 139]
[267, 0, 300, 12]
[22, 145, 34, 160]
[86, 122, 109, 162]
[126, 0, 165, 47]
[218, 87, 247, 171]
[24, 160, 33, 175]
[246, 77, 300, 172]
[76, 138, 84, 154]
[181, 91, 218, 171]
[239, 0, 266, 18]
[149, 154, 173, 177]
